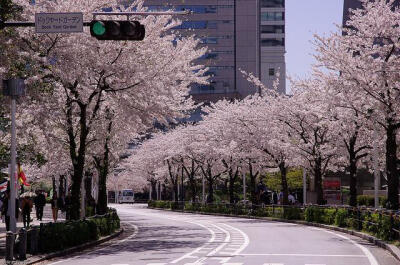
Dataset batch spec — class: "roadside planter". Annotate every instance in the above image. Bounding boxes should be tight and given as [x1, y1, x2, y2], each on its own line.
[22, 208, 120, 256]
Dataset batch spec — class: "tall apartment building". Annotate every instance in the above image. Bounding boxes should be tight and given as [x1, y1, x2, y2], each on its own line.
[142, 0, 286, 102]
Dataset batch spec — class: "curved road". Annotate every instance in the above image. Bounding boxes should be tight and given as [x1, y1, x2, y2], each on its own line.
[45, 204, 400, 265]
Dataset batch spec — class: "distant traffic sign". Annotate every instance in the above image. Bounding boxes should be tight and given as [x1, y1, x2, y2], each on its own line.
[35, 12, 83, 33]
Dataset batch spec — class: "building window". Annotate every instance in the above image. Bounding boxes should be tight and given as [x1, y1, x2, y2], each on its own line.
[200, 53, 219, 60]
[175, 21, 217, 29]
[269, 68, 275, 76]
[200, 37, 218, 44]
[261, 25, 285, 34]
[261, 12, 284, 21]
[177, 5, 217, 13]
[261, 38, 285, 47]
[260, 0, 285, 8]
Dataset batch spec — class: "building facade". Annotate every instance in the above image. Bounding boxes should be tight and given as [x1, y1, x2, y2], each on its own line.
[142, 0, 286, 102]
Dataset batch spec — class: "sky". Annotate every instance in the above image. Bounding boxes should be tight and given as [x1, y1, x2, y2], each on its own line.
[286, 0, 344, 93]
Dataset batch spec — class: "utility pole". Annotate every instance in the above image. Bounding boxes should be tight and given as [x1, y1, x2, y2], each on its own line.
[202, 176, 205, 204]
[243, 173, 246, 201]
[303, 168, 307, 205]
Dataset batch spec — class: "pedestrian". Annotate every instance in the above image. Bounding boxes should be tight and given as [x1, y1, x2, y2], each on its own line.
[1, 191, 9, 230]
[288, 193, 296, 205]
[21, 196, 33, 228]
[34, 191, 46, 221]
[2, 189, 19, 231]
[51, 190, 59, 222]
[278, 191, 283, 204]
[64, 190, 72, 220]
[272, 192, 278, 205]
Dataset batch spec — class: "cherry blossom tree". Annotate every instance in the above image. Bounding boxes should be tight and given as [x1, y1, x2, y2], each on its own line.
[314, 0, 400, 209]
[7, 0, 207, 218]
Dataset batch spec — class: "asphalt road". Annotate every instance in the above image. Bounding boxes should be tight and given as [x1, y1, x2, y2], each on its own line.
[45, 203, 400, 265]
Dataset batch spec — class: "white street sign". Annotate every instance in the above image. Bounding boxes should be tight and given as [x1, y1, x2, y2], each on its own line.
[35, 12, 83, 33]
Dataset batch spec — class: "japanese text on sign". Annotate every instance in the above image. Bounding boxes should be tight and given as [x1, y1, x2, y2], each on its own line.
[35, 13, 83, 33]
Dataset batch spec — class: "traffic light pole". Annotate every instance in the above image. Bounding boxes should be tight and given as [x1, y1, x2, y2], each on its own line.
[92, 11, 190, 17]
[0, 10, 190, 29]
[9, 97, 17, 233]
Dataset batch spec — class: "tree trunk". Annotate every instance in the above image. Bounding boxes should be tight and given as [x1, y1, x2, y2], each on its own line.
[249, 162, 258, 204]
[151, 180, 157, 200]
[314, 159, 324, 205]
[68, 103, 89, 220]
[279, 162, 289, 205]
[207, 177, 214, 203]
[172, 175, 178, 202]
[189, 174, 197, 202]
[229, 168, 239, 204]
[349, 141, 357, 207]
[386, 124, 399, 210]
[180, 167, 185, 201]
[70, 162, 84, 220]
[97, 165, 108, 214]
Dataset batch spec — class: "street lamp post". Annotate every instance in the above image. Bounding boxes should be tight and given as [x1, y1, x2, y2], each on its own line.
[368, 109, 380, 209]
[373, 125, 380, 209]
[2, 78, 25, 233]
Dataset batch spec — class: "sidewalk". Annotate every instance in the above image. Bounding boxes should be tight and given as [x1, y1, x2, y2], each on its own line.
[0, 204, 65, 258]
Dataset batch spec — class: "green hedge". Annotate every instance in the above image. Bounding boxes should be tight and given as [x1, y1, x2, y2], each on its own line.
[356, 195, 387, 208]
[149, 200, 400, 243]
[33, 208, 120, 253]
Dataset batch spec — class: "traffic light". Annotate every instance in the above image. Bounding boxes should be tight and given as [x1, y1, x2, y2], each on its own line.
[90, 20, 145, 41]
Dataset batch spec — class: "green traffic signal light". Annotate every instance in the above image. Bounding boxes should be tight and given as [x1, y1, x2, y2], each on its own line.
[90, 20, 145, 41]
[91, 21, 106, 36]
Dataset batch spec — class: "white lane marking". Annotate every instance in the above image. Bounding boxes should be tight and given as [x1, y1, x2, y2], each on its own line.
[47, 222, 139, 265]
[205, 224, 231, 258]
[263, 263, 284, 265]
[170, 222, 216, 264]
[239, 253, 365, 257]
[117, 207, 250, 265]
[310, 228, 378, 265]
[220, 223, 250, 255]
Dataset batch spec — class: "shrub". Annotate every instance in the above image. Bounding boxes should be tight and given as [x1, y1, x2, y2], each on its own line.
[334, 209, 348, 227]
[356, 195, 387, 208]
[37, 208, 120, 253]
[357, 195, 374, 207]
[322, 209, 337, 225]
[283, 207, 302, 220]
[304, 206, 324, 223]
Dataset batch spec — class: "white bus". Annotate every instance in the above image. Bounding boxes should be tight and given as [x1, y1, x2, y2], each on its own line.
[118, 189, 135, 203]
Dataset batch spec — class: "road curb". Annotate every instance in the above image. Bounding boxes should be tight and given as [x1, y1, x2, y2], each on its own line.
[23, 227, 124, 265]
[149, 206, 400, 262]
